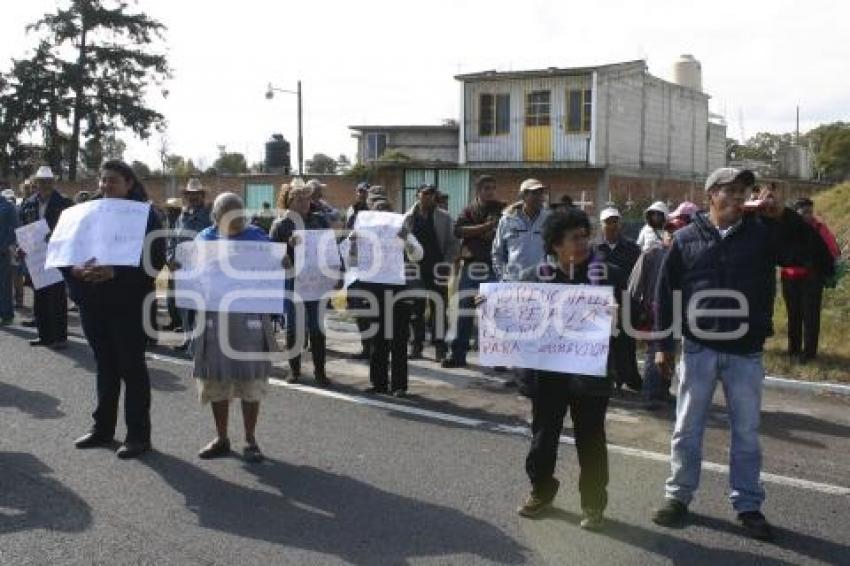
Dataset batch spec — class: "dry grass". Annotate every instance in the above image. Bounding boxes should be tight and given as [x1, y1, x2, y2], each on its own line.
[763, 182, 850, 383]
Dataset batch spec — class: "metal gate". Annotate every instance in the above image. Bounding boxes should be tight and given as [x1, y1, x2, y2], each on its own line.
[403, 169, 469, 218]
[244, 183, 276, 213]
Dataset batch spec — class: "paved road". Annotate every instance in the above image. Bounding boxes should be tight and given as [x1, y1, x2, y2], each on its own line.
[1, 309, 849, 565]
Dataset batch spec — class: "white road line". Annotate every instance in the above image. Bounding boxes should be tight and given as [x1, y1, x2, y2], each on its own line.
[13, 326, 850, 497]
[260, 378, 850, 497]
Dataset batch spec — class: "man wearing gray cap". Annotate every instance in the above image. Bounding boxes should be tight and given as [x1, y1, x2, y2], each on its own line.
[651, 167, 834, 540]
[491, 179, 550, 282]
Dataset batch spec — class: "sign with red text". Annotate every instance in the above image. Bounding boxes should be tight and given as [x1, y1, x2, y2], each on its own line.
[477, 282, 614, 377]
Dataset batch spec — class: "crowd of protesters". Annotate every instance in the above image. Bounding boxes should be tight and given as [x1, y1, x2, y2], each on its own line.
[0, 161, 843, 540]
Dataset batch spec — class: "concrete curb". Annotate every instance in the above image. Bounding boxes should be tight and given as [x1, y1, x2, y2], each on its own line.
[764, 375, 850, 397]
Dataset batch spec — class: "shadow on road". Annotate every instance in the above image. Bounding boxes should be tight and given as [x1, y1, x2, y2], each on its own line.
[142, 451, 528, 565]
[0, 381, 65, 419]
[548, 508, 799, 565]
[0, 451, 92, 535]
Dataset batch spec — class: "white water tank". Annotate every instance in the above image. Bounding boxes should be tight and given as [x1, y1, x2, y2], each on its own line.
[672, 54, 702, 91]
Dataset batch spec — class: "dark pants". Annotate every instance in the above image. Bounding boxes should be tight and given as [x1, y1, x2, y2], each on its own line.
[449, 262, 496, 364]
[166, 274, 180, 328]
[526, 375, 609, 512]
[782, 276, 824, 360]
[0, 251, 12, 320]
[612, 331, 641, 389]
[368, 286, 411, 391]
[286, 301, 326, 375]
[410, 279, 447, 352]
[348, 294, 372, 357]
[34, 282, 68, 343]
[79, 302, 151, 443]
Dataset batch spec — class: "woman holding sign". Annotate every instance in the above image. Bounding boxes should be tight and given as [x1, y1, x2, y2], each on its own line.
[190, 192, 279, 463]
[68, 161, 165, 459]
[269, 182, 333, 386]
[514, 208, 627, 530]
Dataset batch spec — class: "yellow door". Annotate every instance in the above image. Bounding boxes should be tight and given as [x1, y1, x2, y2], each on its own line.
[524, 90, 552, 162]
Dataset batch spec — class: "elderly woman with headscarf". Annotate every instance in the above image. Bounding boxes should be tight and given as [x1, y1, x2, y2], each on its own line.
[269, 180, 334, 385]
[68, 161, 165, 459]
[192, 192, 278, 463]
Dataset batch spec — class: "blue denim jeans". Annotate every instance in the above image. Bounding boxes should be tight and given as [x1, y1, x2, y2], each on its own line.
[0, 251, 12, 320]
[449, 262, 495, 364]
[665, 338, 766, 513]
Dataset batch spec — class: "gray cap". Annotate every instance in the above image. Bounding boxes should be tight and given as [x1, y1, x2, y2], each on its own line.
[704, 167, 755, 191]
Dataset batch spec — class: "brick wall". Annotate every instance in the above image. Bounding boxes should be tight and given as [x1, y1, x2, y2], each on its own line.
[50, 170, 405, 213]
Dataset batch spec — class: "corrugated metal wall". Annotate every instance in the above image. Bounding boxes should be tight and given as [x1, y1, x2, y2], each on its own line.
[403, 169, 470, 219]
[244, 183, 276, 212]
[463, 75, 594, 164]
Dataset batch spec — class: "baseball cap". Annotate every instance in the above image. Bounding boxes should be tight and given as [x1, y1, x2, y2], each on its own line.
[355, 181, 370, 191]
[704, 167, 755, 192]
[165, 197, 183, 209]
[645, 201, 670, 217]
[417, 183, 437, 194]
[184, 178, 205, 193]
[34, 166, 54, 180]
[519, 178, 545, 193]
[669, 201, 700, 219]
[306, 179, 327, 190]
[599, 207, 621, 222]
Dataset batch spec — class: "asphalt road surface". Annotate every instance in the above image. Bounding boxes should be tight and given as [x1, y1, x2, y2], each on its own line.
[1, 310, 849, 565]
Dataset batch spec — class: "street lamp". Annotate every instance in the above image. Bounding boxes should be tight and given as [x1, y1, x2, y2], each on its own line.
[265, 80, 303, 175]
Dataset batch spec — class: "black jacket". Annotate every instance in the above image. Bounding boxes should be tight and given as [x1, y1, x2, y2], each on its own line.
[19, 190, 72, 231]
[654, 209, 834, 355]
[520, 258, 626, 397]
[64, 193, 165, 309]
[594, 236, 641, 278]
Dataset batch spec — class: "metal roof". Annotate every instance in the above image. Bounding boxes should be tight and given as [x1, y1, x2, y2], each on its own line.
[454, 59, 647, 81]
[349, 125, 459, 132]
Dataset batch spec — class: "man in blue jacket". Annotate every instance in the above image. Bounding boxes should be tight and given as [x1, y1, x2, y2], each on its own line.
[651, 168, 834, 541]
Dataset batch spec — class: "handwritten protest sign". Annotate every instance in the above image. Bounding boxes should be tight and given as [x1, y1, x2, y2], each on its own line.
[294, 229, 341, 301]
[45, 199, 151, 268]
[174, 240, 287, 314]
[345, 211, 405, 287]
[478, 282, 614, 377]
[15, 220, 63, 290]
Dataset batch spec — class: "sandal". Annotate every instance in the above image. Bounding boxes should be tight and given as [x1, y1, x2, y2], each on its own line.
[198, 438, 231, 459]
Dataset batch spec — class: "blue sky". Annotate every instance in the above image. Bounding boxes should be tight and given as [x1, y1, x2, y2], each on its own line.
[1, 0, 847, 169]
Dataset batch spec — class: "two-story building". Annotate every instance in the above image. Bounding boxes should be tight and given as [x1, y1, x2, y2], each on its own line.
[350, 57, 728, 218]
[456, 57, 727, 214]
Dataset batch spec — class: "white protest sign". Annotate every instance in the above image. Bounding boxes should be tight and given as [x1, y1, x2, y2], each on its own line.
[15, 220, 63, 290]
[45, 199, 151, 268]
[346, 211, 405, 286]
[174, 240, 287, 314]
[478, 282, 614, 377]
[294, 229, 341, 302]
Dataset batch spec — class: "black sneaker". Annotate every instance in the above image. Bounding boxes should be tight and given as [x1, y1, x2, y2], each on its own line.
[580, 509, 605, 530]
[652, 499, 688, 527]
[440, 358, 467, 369]
[738, 511, 774, 541]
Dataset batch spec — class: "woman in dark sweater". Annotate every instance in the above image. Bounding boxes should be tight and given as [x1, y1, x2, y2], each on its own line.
[68, 161, 165, 459]
[516, 208, 624, 530]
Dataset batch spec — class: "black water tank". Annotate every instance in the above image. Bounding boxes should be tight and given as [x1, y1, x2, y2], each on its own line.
[264, 134, 291, 173]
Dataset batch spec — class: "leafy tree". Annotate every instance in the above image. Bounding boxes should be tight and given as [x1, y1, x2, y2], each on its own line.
[27, 0, 171, 180]
[336, 154, 352, 173]
[213, 152, 247, 175]
[816, 128, 850, 180]
[0, 41, 71, 176]
[306, 153, 337, 174]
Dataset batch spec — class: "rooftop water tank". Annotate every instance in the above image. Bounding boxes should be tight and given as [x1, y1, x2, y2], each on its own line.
[672, 54, 702, 91]
[264, 134, 291, 173]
